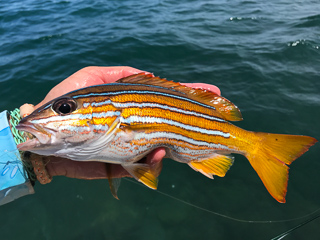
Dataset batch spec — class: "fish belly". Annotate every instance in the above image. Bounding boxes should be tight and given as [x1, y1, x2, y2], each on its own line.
[96, 127, 237, 165]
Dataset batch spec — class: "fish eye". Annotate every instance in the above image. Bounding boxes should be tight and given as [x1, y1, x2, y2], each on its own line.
[52, 98, 77, 115]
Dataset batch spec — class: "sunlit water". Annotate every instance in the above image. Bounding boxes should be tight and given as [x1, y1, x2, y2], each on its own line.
[1, 0, 320, 239]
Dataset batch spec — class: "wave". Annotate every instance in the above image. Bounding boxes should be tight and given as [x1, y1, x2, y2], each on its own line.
[295, 14, 320, 28]
[287, 39, 319, 50]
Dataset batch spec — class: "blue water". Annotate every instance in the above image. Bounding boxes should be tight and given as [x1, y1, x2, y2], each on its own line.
[1, 0, 320, 239]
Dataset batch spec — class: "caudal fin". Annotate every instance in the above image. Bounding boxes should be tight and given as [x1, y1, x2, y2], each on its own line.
[246, 132, 317, 203]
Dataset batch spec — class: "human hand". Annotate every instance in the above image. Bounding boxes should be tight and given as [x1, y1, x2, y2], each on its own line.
[20, 66, 221, 181]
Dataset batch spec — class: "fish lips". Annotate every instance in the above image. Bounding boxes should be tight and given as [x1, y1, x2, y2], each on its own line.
[16, 121, 53, 151]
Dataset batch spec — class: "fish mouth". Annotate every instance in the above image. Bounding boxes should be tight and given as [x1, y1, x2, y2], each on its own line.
[16, 121, 54, 151]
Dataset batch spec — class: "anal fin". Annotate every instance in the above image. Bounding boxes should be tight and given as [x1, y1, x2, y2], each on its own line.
[122, 164, 158, 189]
[188, 154, 234, 179]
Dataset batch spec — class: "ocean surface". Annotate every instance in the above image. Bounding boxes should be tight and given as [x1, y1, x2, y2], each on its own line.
[1, 0, 320, 239]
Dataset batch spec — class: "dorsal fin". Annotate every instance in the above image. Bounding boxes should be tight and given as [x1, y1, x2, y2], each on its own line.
[117, 73, 242, 121]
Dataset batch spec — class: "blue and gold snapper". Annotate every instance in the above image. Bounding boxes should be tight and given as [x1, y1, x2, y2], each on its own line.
[17, 73, 317, 203]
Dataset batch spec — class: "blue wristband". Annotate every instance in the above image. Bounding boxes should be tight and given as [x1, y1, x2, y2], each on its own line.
[0, 110, 34, 205]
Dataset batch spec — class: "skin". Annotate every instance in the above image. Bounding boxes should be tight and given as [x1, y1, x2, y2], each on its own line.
[20, 66, 221, 181]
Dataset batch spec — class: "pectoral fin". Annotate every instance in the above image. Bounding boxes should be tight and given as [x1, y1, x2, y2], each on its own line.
[74, 117, 121, 157]
[188, 154, 234, 178]
[122, 164, 158, 189]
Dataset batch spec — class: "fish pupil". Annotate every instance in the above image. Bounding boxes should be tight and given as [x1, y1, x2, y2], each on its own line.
[59, 103, 71, 114]
[52, 97, 77, 115]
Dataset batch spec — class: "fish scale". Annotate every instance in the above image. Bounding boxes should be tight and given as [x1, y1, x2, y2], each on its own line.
[16, 73, 317, 203]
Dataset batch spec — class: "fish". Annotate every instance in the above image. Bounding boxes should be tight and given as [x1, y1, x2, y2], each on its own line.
[16, 73, 317, 203]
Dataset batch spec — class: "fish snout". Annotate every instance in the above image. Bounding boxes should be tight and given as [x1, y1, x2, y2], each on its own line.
[16, 120, 52, 145]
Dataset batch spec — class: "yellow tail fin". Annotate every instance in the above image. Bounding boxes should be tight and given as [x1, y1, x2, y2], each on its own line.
[246, 132, 317, 203]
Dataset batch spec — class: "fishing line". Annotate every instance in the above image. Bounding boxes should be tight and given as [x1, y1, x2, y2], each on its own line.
[124, 178, 320, 224]
[3, 144, 320, 225]
[270, 214, 320, 240]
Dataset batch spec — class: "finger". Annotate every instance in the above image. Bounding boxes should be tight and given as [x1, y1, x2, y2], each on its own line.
[20, 103, 35, 118]
[84, 66, 150, 84]
[181, 83, 221, 96]
[145, 148, 166, 177]
[45, 149, 166, 180]
[35, 66, 148, 108]
[46, 157, 131, 179]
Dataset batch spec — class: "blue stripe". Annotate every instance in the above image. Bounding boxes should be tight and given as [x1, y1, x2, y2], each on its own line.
[134, 131, 231, 149]
[105, 82, 183, 93]
[121, 116, 230, 138]
[83, 100, 225, 122]
[92, 111, 121, 118]
[72, 82, 183, 94]
[74, 90, 216, 110]
[114, 102, 225, 122]
[31, 114, 92, 124]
